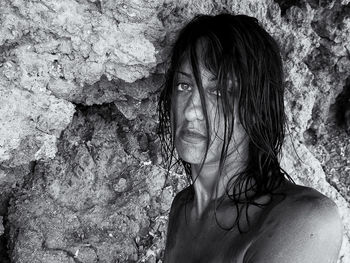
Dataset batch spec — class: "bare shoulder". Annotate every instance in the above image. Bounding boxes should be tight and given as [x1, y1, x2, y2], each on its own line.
[272, 182, 342, 223]
[245, 182, 343, 263]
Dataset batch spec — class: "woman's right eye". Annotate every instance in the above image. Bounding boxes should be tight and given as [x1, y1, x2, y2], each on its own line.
[176, 83, 192, 92]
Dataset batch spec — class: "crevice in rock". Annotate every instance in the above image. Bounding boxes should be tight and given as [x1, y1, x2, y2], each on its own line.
[74, 102, 124, 123]
[308, 76, 350, 204]
[25, 161, 38, 185]
[304, 43, 333, 73]
[303, 127, 318, 145]
[331, 76, 350, 132]
[0, 205, 11, 263]
[0, 43, 20, 65]
[92, 0, 102, 14]
[0, 162, 34, 262]
[272, 0, 303, 15]
[305, 0, 335, 9]
[69, 101, 160, 165]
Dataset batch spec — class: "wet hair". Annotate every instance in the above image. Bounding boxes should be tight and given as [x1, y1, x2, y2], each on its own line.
[158, 13, 293, 232]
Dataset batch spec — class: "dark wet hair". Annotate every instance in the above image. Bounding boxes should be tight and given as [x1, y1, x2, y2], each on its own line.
[158, 13, 293, 231]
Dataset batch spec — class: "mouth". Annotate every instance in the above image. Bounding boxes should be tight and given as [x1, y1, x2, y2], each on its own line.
[179, 129, 207, 143]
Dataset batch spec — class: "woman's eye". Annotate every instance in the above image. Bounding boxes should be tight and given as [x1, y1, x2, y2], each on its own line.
[176, 83, 192, 92]
[208, 88, 221, 96]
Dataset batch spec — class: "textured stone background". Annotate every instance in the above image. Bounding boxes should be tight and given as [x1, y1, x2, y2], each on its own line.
[0, 0, 349, 262]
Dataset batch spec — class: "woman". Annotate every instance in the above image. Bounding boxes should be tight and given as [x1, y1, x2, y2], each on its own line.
[158, 14, 342, 262]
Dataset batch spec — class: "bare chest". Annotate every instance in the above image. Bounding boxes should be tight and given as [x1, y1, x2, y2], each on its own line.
[165, 215, 254, 263]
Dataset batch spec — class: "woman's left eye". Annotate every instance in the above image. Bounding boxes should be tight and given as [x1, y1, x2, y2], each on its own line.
[208, 88, 221, 96]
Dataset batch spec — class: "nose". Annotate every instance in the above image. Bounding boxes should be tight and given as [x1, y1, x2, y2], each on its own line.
[184, 88, 204, 121]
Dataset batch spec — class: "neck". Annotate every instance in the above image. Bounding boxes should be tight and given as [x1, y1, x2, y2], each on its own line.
[190, 156, 247, 218]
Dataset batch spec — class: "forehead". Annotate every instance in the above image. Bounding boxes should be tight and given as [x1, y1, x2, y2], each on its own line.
[176, 38, 218, 79]
[176, 59, 216, 81]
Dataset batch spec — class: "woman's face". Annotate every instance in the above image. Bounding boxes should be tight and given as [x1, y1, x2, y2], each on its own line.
[172, 58, 247, 166]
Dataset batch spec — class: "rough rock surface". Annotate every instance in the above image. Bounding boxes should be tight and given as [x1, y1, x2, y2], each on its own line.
[7, 104, 187, 262]
[0, 0, 349, 262]
[0, 0, 165, 166]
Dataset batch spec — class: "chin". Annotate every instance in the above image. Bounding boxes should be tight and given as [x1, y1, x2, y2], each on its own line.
[180, 155, 204, 164]
[175, 141, 206, 164]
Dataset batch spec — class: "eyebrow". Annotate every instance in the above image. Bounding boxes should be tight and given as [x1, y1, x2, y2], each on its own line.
[177, 71, 191, 78]
[176, 71, 217, 81]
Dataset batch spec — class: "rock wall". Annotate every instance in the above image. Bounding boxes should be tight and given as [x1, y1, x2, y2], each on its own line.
[0, 0, 349, 262]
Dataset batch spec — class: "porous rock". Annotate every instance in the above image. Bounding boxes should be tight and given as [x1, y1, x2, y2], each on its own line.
[1, 0, 350, 262]
[0, 0, 164, 166]
[7, 104, 184, 262]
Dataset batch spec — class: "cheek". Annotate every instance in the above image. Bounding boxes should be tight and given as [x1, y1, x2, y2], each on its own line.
[173, 95, 188, 118]
[209, 104, 225, 139]
[209, 104, 245, 146]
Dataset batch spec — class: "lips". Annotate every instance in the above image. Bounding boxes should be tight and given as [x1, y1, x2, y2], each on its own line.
[179, 129, 207, 143]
